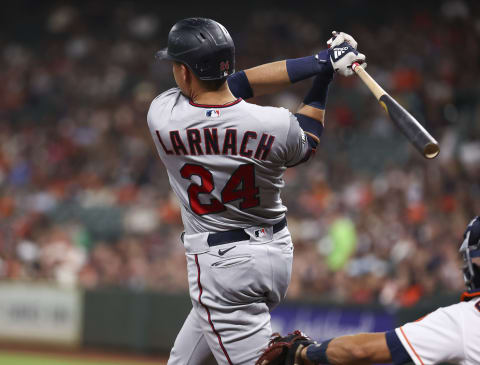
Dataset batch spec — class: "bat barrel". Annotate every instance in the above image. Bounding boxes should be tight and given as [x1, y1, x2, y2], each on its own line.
[379, 94, 439, 159]
[352, 62, 439, 159]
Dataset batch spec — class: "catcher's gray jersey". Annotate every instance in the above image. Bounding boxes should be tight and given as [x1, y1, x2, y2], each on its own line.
[147, 87, 309, 233]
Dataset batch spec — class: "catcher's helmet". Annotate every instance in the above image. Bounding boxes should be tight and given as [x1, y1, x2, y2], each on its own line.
[460, 216, 480, 291]
[156, 18, 235, 80]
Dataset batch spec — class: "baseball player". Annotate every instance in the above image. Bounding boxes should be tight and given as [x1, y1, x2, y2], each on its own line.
[148, 18, 366, 365]
[258, 216, 480, 365]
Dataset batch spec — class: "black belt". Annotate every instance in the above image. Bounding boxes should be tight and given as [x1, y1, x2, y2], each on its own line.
[206, 217, 287, 247]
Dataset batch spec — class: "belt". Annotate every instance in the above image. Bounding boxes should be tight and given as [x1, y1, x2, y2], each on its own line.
[206, 217, 287, 247]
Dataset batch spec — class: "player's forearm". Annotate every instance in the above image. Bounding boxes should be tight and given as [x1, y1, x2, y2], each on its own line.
[328, 333, 392, 364]
[293, 64, 332, 149]
[297, 105, 325, 123]
[243, 61, 290, 96]
[242, 51, 332, 98]
[302, 333, 392, 365]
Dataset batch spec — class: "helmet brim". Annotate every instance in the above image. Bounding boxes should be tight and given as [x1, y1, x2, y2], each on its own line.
[155, 48, 173, 60]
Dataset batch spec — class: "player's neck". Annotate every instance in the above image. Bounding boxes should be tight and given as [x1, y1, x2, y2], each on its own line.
[191, 84, 237, 106]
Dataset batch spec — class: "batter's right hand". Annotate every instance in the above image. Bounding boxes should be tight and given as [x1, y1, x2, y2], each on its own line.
[328, 42, 366, 77]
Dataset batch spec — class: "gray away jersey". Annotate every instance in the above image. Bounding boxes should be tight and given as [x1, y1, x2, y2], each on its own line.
[147, 88, 310, 233]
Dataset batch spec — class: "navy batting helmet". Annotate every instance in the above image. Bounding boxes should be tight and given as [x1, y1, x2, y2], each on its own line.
[460, 216, 480, 292]
[156, 18, 235, 80]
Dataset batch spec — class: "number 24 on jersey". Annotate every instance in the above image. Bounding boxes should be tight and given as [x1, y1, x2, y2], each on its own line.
[180, 163, 260, 215]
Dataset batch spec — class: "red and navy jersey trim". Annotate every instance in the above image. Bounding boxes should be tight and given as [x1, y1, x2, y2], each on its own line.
[460, 289, 480, 301]
[385, 330, 412, 365]
[189, 98, 242, 108]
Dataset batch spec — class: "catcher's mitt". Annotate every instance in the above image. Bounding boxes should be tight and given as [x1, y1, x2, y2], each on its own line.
[256, 330, 316, 365]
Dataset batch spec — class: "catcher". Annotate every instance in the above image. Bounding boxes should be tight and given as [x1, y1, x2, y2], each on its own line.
[257, 216, 480, 365]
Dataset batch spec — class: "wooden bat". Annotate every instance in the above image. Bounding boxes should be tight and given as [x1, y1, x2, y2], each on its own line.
[351, 62, 439, 159]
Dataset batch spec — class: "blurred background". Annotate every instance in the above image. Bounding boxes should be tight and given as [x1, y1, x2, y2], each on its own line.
[0, 0, 479, 364]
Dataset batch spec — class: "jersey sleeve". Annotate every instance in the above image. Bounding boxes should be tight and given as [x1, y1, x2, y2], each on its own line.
[394, 304, 465, 365]
[147, 88, 181, 160]
[284, 113, 312, 167]
[385, 330, 413, 365]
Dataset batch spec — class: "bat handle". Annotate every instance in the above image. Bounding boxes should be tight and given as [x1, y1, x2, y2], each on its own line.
[352, 62, 366, 73]
[351, 62, 387, 101]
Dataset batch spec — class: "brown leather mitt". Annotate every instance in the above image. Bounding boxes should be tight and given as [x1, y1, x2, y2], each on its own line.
[256, 330, 316, 365]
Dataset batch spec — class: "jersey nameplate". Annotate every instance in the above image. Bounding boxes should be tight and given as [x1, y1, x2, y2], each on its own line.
[156, 128, 275, 159]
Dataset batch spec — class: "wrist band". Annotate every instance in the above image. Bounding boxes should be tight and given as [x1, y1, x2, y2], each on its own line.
[306, 339, 333, 364]
[286, 49, 333, 83]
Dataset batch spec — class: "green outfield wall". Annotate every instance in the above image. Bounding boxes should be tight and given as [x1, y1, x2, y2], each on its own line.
[83, 289, 191, 353]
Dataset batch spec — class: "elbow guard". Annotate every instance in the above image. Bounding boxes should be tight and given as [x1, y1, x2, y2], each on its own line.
[295, 113, 324, 149]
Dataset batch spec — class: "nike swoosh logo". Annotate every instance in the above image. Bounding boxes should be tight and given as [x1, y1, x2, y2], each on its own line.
[218, 246, 236, 256]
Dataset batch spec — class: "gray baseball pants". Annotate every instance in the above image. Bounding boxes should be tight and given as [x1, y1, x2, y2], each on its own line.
[167, 225, 294, 365]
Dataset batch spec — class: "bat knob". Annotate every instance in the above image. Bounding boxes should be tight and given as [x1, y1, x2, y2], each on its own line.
[424, 142, 440, 159]
[351, 62, 360, 71]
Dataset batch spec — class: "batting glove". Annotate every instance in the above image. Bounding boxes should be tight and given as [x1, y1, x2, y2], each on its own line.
[327, 30, 358, 50]
[328, 41, 366, 77]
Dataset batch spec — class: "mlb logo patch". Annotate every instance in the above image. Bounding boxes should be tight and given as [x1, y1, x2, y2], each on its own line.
[254, 228, 267, 238]
[206, 110, 220, 118]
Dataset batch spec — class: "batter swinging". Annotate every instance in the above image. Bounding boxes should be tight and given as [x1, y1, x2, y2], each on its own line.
[148, 18, 366, 365]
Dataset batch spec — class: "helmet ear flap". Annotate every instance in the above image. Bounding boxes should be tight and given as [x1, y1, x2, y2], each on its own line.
[463, 260, 480, 291]
[472, 263, 480, 290]
[460, 216, 480, 291]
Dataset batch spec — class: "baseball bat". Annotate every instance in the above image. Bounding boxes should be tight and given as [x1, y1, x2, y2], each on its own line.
[351, 63, 439, 159]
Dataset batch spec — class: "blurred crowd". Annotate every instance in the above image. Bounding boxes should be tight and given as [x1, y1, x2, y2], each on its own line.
[1, 0, 479, 307]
